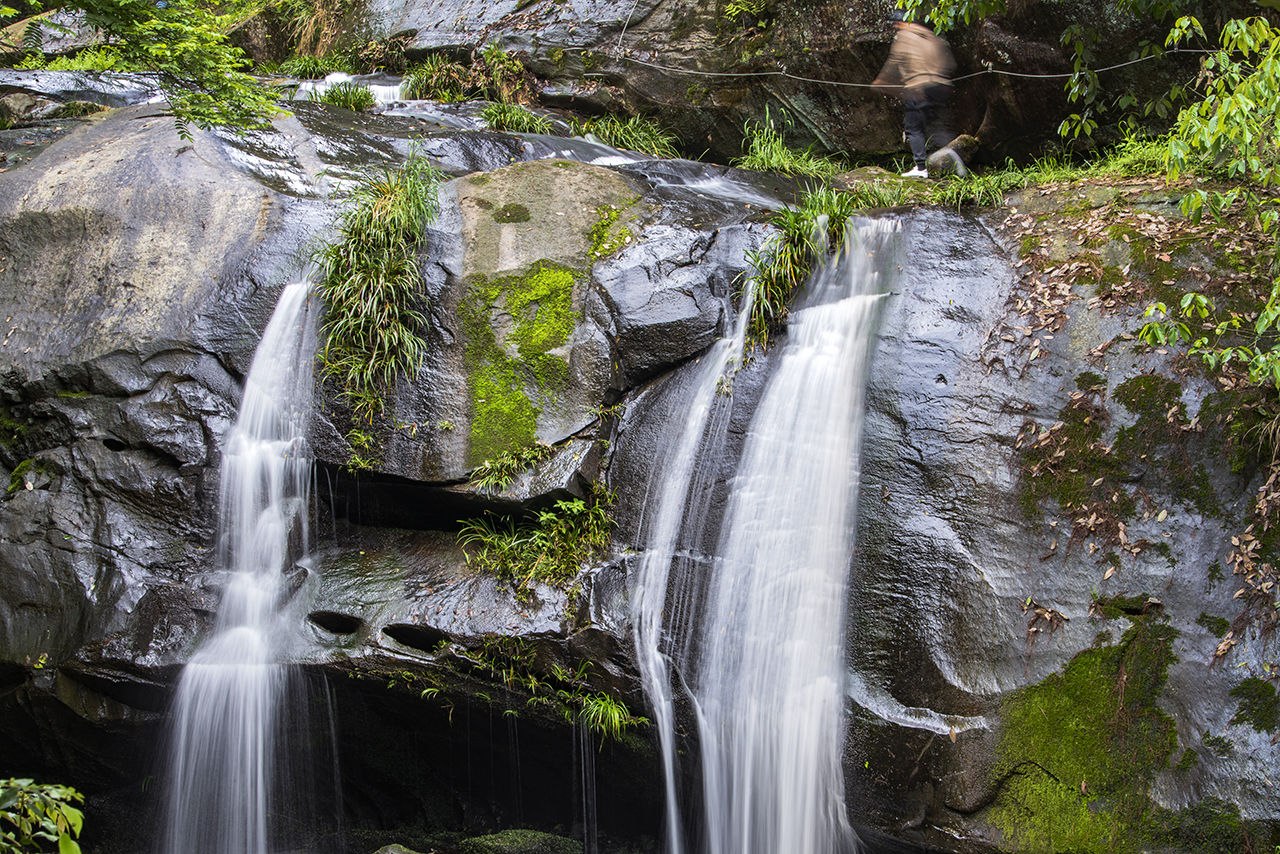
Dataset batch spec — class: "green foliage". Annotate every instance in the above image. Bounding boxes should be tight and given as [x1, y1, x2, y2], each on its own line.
[69, 0, 278, 137]
[733, 113, 846, 178]
[477, 43, 530, 103]
[344, 428, 378, 473]
[572, 114, 680, 158]
[576, 692, 639, 741]
[308, 80, 375, 111]
[316, 152, 444, 423]
[0, 779, 84, 854]
[741, 184, 860, 347]
[470, 442, 553, 493]
[457, 492, 613, 598]
[721, 0, 771, 26]
[18, 46, 133, 70]
[277, 53, 352, 78]
[404, 54, 470, 101]
[480, 102, 551, 134]
[462, 641, 647, 741]
[270, 0, 364, 61]
[402, 47, 533, 104]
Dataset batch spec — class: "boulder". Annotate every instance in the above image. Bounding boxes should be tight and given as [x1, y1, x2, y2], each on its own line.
[459, 829, 582, 854]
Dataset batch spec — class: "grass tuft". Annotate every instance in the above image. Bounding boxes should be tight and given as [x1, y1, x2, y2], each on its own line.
[572, 114, 680, 158]
[309, 80, 375, 111]
[403, 54, 470, 101]
[733, 114, 846, 178]
[458, 491, 613, 599]
[481, 102, 551, 134]
[470, 443, 554, 492]
[316, 151, 444, 423]
[742, 184, 861, 347]
[277, 53, 353, 79]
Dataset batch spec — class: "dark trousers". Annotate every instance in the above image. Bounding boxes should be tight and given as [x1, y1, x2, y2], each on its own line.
[903, 84, 952, 169]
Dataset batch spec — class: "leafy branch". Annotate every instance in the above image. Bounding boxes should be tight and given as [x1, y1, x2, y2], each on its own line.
[0, 779, 84, 854]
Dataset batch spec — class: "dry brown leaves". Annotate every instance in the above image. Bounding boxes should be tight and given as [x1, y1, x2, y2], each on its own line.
[983, 179, 1264, 376]
[1022, 597, 1068, 653]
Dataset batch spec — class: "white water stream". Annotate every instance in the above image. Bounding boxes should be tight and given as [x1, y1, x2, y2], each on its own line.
[159, 282, 321, 854]
[635, 219, 894, 854]
[632, 280, 755, 854]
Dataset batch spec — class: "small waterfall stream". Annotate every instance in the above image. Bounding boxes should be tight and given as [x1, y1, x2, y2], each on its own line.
[635, 220, 894, 854]
[160, 281, 321, 854]
[632, 281, 755, 854]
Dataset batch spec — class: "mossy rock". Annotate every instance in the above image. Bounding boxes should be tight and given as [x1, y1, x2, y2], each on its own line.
[453, 159, 643, 466]
[458, 829, 582, 854]
[988, 614, 1180, 853]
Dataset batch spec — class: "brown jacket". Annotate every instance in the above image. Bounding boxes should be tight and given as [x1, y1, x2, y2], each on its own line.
[872, 23, 955, 94]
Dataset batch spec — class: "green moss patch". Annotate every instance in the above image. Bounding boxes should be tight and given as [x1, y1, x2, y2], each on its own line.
[1018, 390, 1132, 520]
[1113, 375, 1224, 518]
[990, 615, 1179, 853]
[492, 203, 530, 223]
[1229, 676, 1279, 732]
[588, 202, 633, 259]
[460, 261, 579, 466]
[1195, 612, 1231, 637]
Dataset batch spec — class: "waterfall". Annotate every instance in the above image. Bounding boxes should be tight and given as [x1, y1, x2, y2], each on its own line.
[160, 281, 321, 854]
[636, 219, 894, 854]
[632, 279, 755, 854]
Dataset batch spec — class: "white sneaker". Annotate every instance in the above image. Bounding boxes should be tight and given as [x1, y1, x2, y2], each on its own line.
[901, 166, 928, 178]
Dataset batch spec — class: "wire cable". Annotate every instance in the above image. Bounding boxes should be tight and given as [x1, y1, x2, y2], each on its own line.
[605, 48, 1201, 89]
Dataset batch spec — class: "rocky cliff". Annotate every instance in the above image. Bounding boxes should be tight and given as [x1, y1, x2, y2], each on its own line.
[0, 71, 1275, 854]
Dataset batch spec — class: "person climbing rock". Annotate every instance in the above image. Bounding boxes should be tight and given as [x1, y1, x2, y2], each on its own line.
[872, 9, 967, 179]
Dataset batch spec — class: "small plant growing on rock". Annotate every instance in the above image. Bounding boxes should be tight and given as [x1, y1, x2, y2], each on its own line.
[403, 54, 470, 101]
[316, 150, 444, 423]
[457, 490, 613, 599]
[572, 115, 679, 158]
[733, 111, 846, 178]
[277, 53, 353, 78]
[309, 81, 375, 111]
[470, 443, 554, 493]
[481, 102, 551, 134]
[741, 185, 860, 347]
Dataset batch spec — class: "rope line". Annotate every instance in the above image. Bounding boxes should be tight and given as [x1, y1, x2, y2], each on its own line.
[610, 48, 1200, 88]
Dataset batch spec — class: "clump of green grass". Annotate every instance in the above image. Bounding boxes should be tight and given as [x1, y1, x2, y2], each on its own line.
[458, 493, 613, 599]
[742, 184, 861, 347]
[477, 43, 532, 103]
[481, 101, 551, 134]
[576, 692, 645, 740]
[733, 115, 846, 178]
[403, 46, 534, 104]
[316, 152, 444, 421]
[403, 54, 471, 101]
[572, 114, 680, 158]
[309, 80, 375, 111]
[471, 443, 554, 492]
[278, 53, 353, 78]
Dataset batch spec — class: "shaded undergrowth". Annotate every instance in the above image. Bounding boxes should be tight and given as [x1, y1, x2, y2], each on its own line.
[458, 489, 613, 603]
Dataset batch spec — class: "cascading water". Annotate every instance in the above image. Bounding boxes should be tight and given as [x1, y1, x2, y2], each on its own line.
[160, 281, 321, 854]
[636, 219, 894, 854]
[632, 280, 755, 854]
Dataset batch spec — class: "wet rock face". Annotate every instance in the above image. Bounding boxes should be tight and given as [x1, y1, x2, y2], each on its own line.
[842, 204, 1278, 851]
[368, 0, 1184, 163]
[0, 73, 766, 853]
